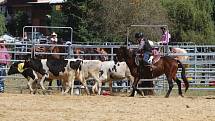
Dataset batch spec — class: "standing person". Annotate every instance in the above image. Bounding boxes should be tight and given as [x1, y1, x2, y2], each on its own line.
[100, 48, 108, 61]
[160, 27, 171, 54]
[50, 32, 58, 44]
[0, 39, 11, 93]
[135, 32, 153, 64]
[48, 32, 61, 90]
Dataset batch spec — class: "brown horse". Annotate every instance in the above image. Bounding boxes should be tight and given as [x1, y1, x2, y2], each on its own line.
[115, 46, 189, 98]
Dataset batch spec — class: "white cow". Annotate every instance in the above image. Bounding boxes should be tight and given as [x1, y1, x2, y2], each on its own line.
[171, 47, 189, 61]
[93, 61, 134, 95]
[67, 59, 103, 95]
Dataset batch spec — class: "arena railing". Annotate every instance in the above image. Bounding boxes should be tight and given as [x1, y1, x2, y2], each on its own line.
[2, 42, 215, 94]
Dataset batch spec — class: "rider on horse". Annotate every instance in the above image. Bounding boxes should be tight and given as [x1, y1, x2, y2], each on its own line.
[135, 32, 153, 64]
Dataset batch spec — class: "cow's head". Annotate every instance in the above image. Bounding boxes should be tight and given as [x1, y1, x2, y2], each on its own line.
[70, 59, 82, 71]
[8, 61, 25, 75]
[23, 58, 33, 69]
[8, 61, 36, 80]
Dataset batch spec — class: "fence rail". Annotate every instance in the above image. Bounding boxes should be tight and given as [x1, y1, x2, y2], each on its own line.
[1, 42, 215, 94]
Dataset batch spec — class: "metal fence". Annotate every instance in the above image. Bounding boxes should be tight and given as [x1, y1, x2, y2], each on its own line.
[1, 42, 215, 94]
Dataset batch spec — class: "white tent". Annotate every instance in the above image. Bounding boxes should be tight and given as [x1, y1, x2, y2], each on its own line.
[49, 0, 66, 4]
[0, 34, 18, 43]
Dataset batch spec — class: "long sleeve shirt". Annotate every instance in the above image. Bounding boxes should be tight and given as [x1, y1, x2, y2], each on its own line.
[160, 31, 171, 44]
[138, 39, 145, 50]
[0, 46, 11, 65]
[138, 39, 152, 52]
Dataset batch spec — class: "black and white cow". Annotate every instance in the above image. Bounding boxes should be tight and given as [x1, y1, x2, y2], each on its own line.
[93, 61, 134, 95]
[8, 61, 39, 94]
[22, 58, 83, 94]
[66, 59, 103, 95]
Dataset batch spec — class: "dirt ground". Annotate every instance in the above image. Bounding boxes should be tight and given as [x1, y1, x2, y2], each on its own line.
[0, 93, 215, 121]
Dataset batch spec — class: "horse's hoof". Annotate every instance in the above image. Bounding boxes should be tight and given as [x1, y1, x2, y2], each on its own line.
[129, 94, 135, 97]
[179, 94, 184, 97]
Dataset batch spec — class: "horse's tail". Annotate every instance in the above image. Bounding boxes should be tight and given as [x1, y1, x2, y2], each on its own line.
[177, 60, 189, 92]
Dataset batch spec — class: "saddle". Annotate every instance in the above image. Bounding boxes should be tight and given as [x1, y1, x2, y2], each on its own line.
[152, 55, 161, 64]
[135, 55, 151, 66]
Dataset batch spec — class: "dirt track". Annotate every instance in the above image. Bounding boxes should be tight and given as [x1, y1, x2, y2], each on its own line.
[0, 93, 215, 121]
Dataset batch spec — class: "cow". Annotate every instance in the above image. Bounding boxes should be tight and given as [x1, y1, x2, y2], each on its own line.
[8, 61, 39, 94]
[171, 47, 189, 61]
[93, 61, 134, 95]
[22, 58, 84, 95]
[66, 59, 103, 95]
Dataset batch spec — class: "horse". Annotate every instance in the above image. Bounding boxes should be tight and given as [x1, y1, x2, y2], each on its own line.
[115, 46, 189, 98]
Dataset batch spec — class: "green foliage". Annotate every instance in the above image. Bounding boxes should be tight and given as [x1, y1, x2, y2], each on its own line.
[61, 0, 92, 42]
[13, 11, 29, 36]
[0, 13, 7, 35]
[162, 0, 215, 44]
[83, 0, 170, 42]
[58, 0, 215, 44]
[50, 6, 67, 38]
[60, 0, 170, 43]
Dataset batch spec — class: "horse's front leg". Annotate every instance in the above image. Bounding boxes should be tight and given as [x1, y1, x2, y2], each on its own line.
[130, 77, 143, 97]
[165, 78, 174, 98]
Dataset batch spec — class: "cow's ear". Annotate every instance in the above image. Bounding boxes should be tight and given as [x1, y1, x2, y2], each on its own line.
[24, 58, 30, 63]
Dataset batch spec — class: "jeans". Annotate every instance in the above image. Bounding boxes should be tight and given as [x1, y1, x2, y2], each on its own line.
[0, 65, 6, 92]
[160, 43, 169, 55]
[143, 51, 150, 64]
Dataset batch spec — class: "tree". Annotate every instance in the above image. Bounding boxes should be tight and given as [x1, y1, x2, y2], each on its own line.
[62, 0, 94, 42]
[85, 0, 171, 43]
[0, 13, 7, 35]
[162, 0, 215, 44]
[50, 5, 68, 39]
[14, 11, 29, 36]
[61, 0, 170, 43]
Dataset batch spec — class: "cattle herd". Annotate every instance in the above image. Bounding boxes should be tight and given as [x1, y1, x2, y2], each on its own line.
[8, 58, 133, 96]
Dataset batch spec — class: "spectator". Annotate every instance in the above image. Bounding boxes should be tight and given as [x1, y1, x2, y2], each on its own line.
[23, 32, 29, 41]
[50, 32, 58, 44]
[91, 48, 101, 60]
[0, 39, 11, 93]
[74, 48, 84, 59]
[48, 32, 61, 89]
[100, 48, 108, 61]
[160, 27, 171, 54]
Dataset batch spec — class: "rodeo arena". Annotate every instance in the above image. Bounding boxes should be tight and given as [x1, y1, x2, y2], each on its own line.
[0, 25, 215, 121]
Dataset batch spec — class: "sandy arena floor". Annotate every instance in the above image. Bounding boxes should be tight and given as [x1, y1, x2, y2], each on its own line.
[0, 93, 215, 121]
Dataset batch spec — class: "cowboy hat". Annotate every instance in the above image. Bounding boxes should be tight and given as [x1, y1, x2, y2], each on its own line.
[51, 32, 57, 36]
